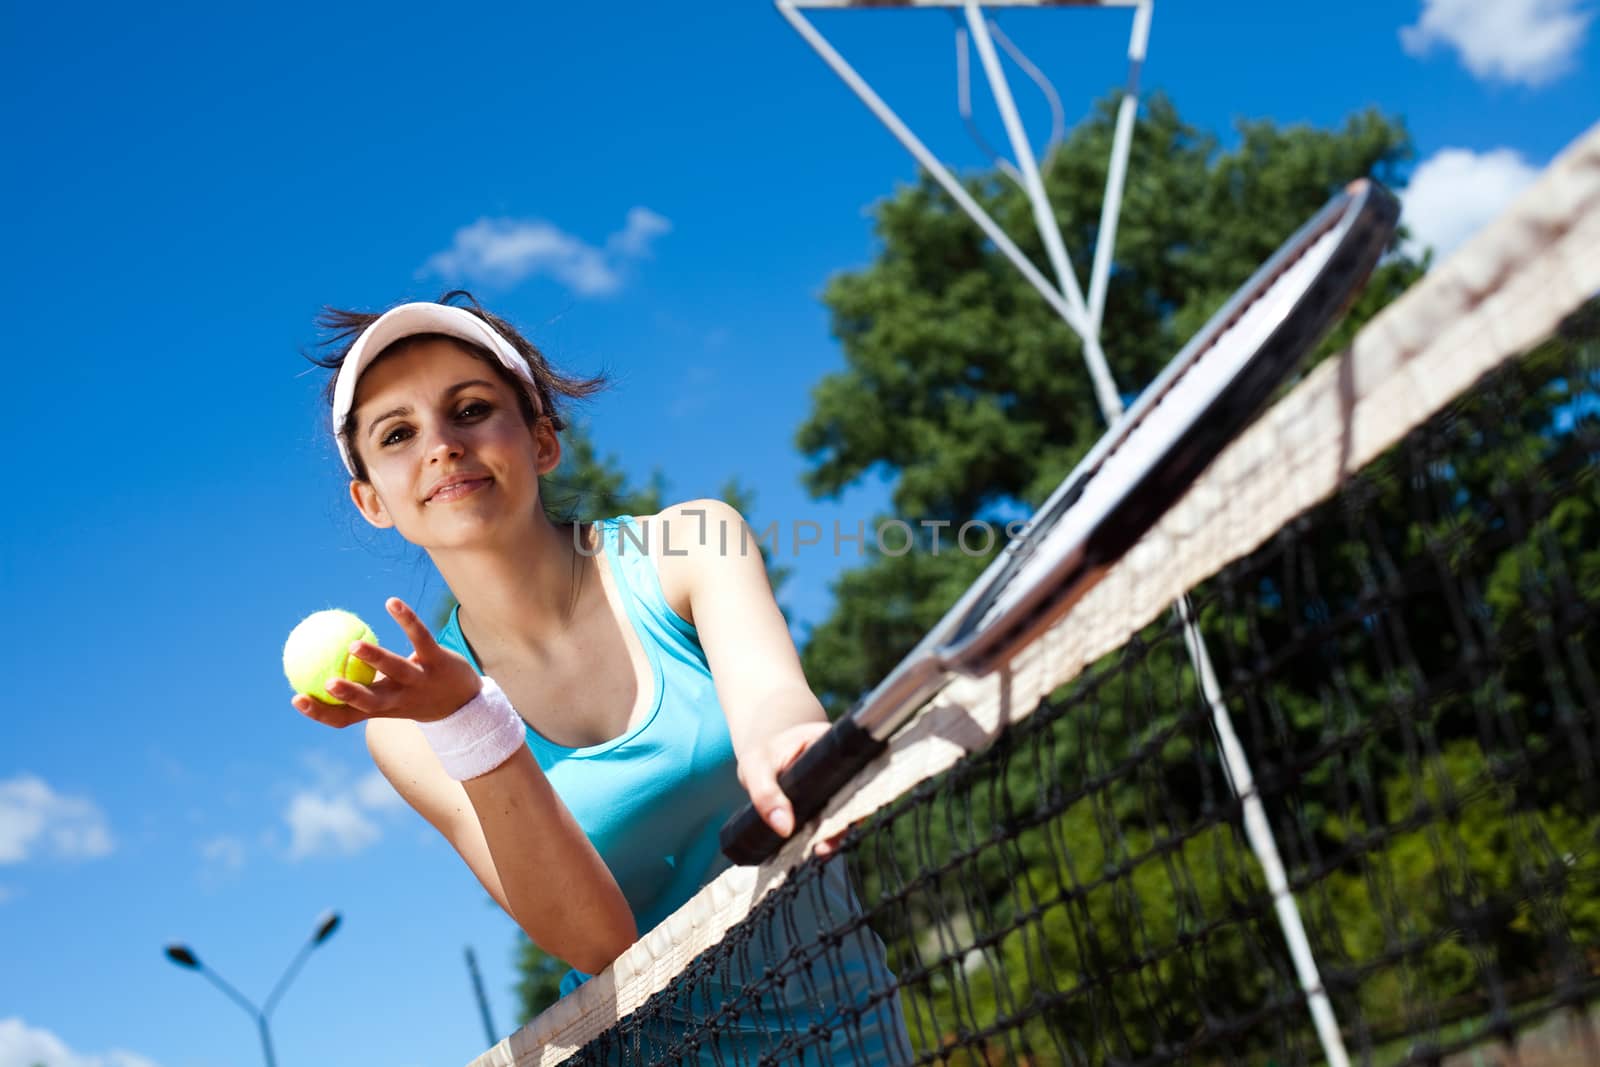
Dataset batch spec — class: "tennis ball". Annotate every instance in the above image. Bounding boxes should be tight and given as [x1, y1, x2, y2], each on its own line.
[284, 609, 378, 705]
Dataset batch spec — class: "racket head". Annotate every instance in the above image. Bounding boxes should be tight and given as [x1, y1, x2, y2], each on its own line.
[948, 178, 1400, 671]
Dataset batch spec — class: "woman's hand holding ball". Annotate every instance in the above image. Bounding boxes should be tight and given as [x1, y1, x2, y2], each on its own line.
[288, 598, 483, 729]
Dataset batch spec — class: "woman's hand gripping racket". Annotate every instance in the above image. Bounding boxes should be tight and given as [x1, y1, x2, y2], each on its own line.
[722, 179, 1400, 866]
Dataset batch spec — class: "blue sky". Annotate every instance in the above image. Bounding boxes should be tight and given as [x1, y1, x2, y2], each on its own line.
[3, 2, 1597, 1065]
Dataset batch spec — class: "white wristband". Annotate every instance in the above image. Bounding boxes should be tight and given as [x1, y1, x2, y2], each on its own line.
[417, 676, 526, 781]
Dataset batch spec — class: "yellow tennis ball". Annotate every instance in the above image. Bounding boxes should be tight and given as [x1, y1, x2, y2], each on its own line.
[284, 609, 378, 705]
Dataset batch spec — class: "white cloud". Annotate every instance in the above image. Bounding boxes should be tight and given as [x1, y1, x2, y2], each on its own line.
[0, 1018, 162, 1067]
[1400, 0, 1593, 86]
[285, 791, 380, 859]
[280, 763, 404, 860]
[606, 207, 673, 258]
[423, 206, 672, 295]
[1402, 147, 1541, 261]
[0, 775, 114, 866]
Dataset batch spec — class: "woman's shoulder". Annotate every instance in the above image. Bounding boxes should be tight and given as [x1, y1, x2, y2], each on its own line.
[629, 498, 749, 543]
[612, 499, 753, 627]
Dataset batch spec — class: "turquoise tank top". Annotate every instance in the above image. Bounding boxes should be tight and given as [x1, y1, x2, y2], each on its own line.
[437, 516, 744, 940]
[437, 515, 911, 1062]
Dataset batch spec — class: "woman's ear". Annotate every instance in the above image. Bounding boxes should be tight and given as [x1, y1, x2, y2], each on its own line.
[349, 479, 395, 529]
[532, 417, 563, 477]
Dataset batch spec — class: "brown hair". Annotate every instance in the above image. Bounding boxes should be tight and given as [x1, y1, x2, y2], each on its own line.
[305, 290, 607, 480]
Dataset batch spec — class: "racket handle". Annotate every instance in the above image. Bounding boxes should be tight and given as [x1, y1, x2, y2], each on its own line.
[719, 716, 888, 866]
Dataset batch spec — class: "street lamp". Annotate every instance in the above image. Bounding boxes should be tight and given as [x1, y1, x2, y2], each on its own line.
[164, 909, 341, 1067]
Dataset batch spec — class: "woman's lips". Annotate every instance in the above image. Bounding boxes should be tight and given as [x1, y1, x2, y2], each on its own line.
[428, 477, 492, 503]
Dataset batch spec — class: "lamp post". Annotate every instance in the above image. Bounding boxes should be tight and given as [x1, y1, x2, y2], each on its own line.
[164, 909, 341, 1067]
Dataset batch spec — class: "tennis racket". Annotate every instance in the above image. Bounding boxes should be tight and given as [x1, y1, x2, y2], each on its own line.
[722, 178, 1400, 866]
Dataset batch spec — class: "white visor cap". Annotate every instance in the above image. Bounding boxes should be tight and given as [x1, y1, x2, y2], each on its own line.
[332, 302, 539, 476]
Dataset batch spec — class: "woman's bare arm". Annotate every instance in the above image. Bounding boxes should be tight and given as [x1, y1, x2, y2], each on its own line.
[297, 598, 636, 975]
[655, 500, 831, 840]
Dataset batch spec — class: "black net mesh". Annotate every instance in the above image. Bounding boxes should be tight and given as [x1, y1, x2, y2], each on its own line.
[561, 311, 1600, 1066]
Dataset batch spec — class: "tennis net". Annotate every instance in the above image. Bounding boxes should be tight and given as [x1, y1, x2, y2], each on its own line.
[473, 124, 1600, 1067]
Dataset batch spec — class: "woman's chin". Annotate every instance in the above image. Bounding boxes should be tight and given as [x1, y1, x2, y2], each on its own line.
[408, 506, 533, 550]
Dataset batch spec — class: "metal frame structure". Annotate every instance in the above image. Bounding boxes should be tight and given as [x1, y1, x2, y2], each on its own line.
[775, 4, 1353, 1064]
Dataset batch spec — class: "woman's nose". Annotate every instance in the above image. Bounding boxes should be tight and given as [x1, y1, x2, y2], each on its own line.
[423, 424, 465, 461]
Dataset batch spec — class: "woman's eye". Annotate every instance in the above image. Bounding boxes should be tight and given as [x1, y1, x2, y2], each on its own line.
[380, 426, 413, 447]
[457, 401, 491, 420]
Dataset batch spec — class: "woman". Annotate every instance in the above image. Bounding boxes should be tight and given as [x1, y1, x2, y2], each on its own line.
[293, 293, 908, 1061]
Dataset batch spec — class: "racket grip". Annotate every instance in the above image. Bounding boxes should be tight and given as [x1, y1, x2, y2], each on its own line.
[719, 716, 888, 866]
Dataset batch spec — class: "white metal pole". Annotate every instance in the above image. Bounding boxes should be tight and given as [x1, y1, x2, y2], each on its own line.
[1087, 0, 1152, 339]
[962, 1, 1122, 420]
[776, 1, 1097, 344]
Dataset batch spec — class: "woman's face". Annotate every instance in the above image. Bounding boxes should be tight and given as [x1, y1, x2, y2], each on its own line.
[345, 338, 557, 547]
